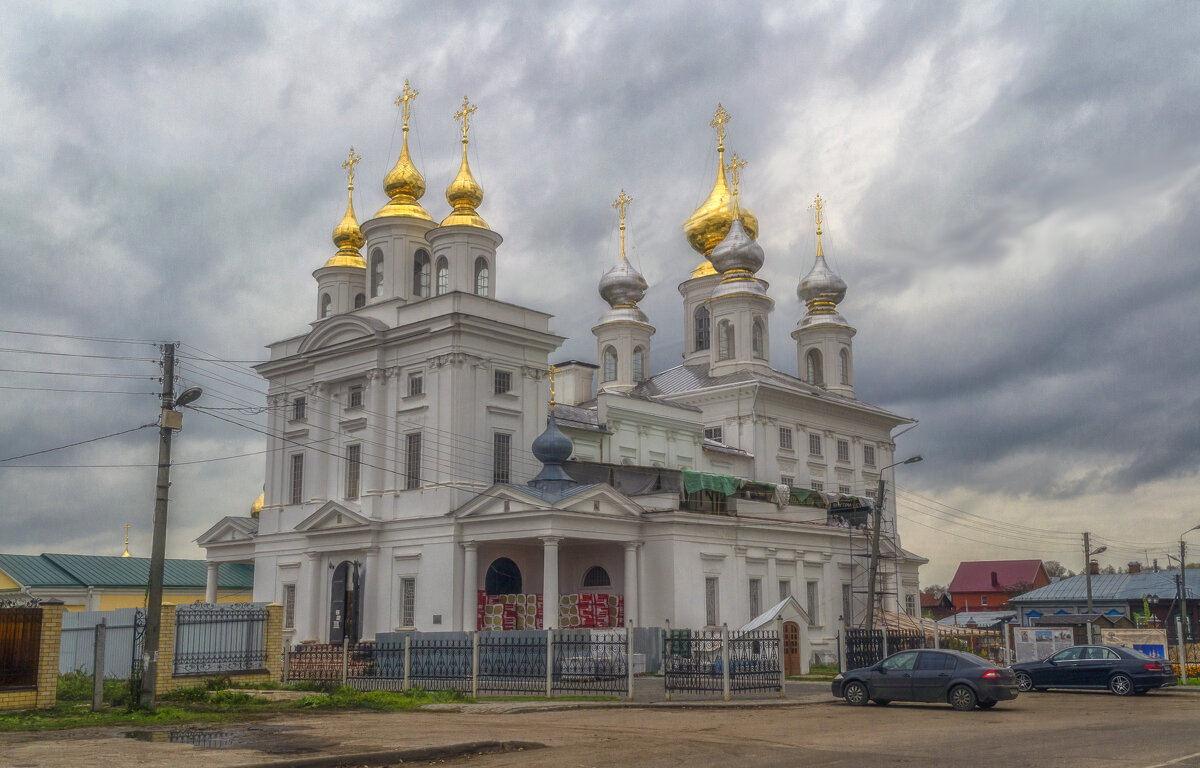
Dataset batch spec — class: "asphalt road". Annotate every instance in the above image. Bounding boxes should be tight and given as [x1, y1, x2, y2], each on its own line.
[3, 688, 1198, 767]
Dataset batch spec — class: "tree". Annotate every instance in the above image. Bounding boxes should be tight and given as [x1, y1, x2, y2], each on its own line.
[922, 584, 947, 595]
[1043, 561, 1073, 578]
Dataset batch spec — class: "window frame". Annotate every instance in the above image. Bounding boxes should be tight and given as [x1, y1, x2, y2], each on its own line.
[348, 385, 364, 409]
[864, 445, 876, 467]
[291, 397, 306, 422]
[809, 433, 822, 456]
[779, 426, 793, 451]
[705, 576, 720, 627]
[289, 453, 304, 505]
[493, 432, 512, 485]
[413, 250, 431, 298]
[749, 577, 762, 619]
[837, 439, 850, 463]
[282, 584, 296, 630]
[694, 306, 711, 352]
[602, 346, 617, 383]
[474, 257, 489, 297]
[408, 372, 424, 397]
[405, 433, 422, 490]
[399, 577, 416, 628]
[345, 443, 362, 500]
[435, 257, 449, 296]
[704, 426, 723, 443]
[494, 370, 512, 395]
[369, 248, 384, 298]
[806, 580, 821, 627]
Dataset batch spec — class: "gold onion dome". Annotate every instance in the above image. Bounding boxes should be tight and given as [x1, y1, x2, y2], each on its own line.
[250, 492, 264, 518]
[375, 81, 434, 221]
[325, 150, 366, 268]
[440, 96, 489, 229]
[683, 105, 758, 278]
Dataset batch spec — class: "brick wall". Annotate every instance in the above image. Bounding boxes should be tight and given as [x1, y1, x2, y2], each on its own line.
[0, 601, 63, 711]
[153, 603, 284, 694]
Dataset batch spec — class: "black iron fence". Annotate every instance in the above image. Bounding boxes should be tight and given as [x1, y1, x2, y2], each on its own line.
[841, 627, 1006, 670]
[0, 607, 41, 689]
[285, 629, 631, 697]
[661, 626, 783, 698]
[173, 603, 267, 676]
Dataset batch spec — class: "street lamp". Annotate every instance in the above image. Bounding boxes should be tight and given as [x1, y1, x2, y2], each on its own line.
[865, 455, 923, 630]
[1146, 594, 1159, 629]
[1083, 535, 1107, 616]
[1180, 524, 1200, 641]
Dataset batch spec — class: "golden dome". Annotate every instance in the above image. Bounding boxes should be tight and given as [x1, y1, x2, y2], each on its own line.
[251, 491, 264, 518]
[325, 183, 367, 268]
[375, 82, 434, 221]
[439, 96, 489, 229]
[682, 104, 758, 276]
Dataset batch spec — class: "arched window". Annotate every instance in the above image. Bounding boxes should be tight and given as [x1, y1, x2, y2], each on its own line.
[717, 320, 734, 361]
[751, 318, 765, 358]
[806, 350, 823, 386]
[485, 557, 522, 596]
[582, 566, 611, 588]
[694, 306, 711, 351]
[840, 348, 850, 385]
[413, 250, 431, 298]
[369, 248, 384, 298]
[602, 346, 618, 382]
[353, 293, 366, 309]
[436, 257, 449, 296]
[319, 292, 332, 318]
[632, 346, 645, 383]
[474, 258, 490, 297]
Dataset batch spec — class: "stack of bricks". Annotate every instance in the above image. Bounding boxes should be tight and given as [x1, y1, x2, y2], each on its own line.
[0, 600, 63, 711]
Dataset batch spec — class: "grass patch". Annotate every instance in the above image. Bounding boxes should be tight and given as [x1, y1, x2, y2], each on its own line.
[296, 686, 471, 711]
[477, 695, 619, 702]
[0, 703, 234, 732]
[55, 671, 133, 708]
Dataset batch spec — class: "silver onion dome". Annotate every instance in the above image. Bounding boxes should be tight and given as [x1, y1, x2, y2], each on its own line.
[797, 252, 847, 307]
[599, 258, 648, 308]
[709, 218, 765, 276]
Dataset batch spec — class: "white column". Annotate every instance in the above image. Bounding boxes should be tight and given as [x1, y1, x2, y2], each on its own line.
[363, 369, 385, 502]
[313, 384, 331, 502]
[462, 542, 478, 631]
[363, 547, 380, 636]
[766, 549, 778, 605]
[204, 562, 219, 604]
[542, 537, 562, 629]
[624, 543, 639, 628]
[734, 546, 748, 624]
[307, 551, 324, 642]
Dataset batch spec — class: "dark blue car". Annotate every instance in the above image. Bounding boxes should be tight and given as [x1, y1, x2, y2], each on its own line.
[1011, 644, 1177, 695]
[832, 649, 1019, 711]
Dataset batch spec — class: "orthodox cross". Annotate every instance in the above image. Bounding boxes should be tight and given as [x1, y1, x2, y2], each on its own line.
[809, 194, 825, 255]
[454, 96, 477, 141]
[727, 153, 747, 210]
[548, 365, 558, 411]
[123, 523, 131, 556]
[395, 81, 418, 130]
[342, 147, 361, 188]
[613, 190, 633, 259]
[710, 103, 731, 147]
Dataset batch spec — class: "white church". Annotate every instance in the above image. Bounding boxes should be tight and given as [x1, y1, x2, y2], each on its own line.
[198, 92, 925, 664]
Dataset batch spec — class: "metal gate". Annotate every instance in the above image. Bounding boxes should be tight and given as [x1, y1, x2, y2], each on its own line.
[662, 627, 782, 698]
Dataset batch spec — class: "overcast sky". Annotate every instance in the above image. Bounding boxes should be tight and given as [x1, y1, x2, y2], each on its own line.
[1, 1, 1197, 586]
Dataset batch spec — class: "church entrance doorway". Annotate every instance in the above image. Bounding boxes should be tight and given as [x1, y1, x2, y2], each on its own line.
[783, 621, 801, 676]
[329, 560, 362, 644]
[485, 557, 522, 595]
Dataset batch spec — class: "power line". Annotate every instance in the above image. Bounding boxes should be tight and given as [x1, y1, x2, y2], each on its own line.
[0, 346, 160, 362]
[0, 385, 158, 395]
[0, 367, 160, 380]
[0, 423, 157, 464]
[0, 447, 272, 469]
[0, 329, 162, 346]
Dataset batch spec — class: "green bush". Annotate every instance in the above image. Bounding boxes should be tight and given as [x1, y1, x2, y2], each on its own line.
[56, 671, 93, 702]
[296, 686, 469, 711]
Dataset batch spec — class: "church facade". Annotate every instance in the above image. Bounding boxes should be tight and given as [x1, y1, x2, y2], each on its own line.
[198, 92, 924, 660]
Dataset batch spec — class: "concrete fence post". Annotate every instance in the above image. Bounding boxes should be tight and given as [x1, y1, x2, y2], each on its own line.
[837, 627, 846, 673]
[1178, 616, 1188, 685]
[471, 631, 479, 699]
[663, 619, 672, 702]
[403, 635, 411, 691]
[776, 616, 786, 699]
[341, 636, 349, 687]
[546, 629, 554, 698]
[92, 619, 106, 711]
[627, 622, 635, 702]
[881, 624, 889, 660]
[721, 623, 731, 702]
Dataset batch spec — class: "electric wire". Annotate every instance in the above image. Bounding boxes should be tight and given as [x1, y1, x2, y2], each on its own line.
[0, 368, 160, 380]
[0, 329, 162, 346]
[0, 385, 158, 395]
[0, 423, 157, 464]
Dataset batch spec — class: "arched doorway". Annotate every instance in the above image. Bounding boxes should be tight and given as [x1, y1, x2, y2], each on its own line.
[485, 557, 522, 595]
[783, 621, 801, 676]
[329, 560, 362, 644]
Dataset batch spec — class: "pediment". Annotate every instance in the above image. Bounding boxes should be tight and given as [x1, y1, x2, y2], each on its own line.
[454, 483, 644, 519]
[295, 501, 375, 533]
[298, 315, 388, 354]
[197, 516, 258, 547]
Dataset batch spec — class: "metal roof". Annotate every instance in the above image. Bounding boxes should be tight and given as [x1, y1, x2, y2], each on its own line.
[1009, 569, 1200, 603]
[948, 560, 1046, 593]
[0, 553, 254, 590]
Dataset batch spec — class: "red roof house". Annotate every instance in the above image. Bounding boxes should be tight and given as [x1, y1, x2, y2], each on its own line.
[948, 560, 1050, 612]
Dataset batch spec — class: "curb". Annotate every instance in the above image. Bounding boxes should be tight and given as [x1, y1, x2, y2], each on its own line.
[423, 696, 835, 714]
[237, 740, 544, 768]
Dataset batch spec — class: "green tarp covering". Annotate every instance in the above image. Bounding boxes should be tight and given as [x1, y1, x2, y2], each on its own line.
[789, 488, 825, 507]
[680, 469, 744, 496]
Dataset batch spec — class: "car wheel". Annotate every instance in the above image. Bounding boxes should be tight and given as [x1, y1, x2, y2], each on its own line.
[872, 699, 891, 706]
[1109, 673, 1133, 696]
[843, 681, 869, 706]
[977, 701, 997, 709]
[1015, 671, 1034, 692]
[949, 684, 978, 711]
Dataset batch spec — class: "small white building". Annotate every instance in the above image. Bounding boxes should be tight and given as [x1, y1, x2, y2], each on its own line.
[199, 100, 925, 663]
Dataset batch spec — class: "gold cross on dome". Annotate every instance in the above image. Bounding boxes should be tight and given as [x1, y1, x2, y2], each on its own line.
[727, 153, 747, 205]
[454, 96, 478, 140]
[548, 365, 558, 410]
[342, 147, 362, 186]
[613, 190, 633, 259]
[710, 103, 731, 146]
[809, 193, 825, 234]
[395, 80, 419, 129]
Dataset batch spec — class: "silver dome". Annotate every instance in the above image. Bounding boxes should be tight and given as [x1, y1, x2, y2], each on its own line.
[598, 258, 648, 308]
[797, 253, 847, 306]
[709, 218, 765, 276]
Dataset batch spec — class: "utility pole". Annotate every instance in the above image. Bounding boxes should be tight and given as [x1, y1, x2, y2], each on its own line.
[1084, 532, 1094, 617]
[139, 343, 175, 711]
[1181, 539, 1189, 642]
[865, 474, 886, 631]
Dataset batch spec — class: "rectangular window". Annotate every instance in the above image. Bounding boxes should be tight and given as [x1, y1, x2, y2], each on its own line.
[400, 577, 416, 628]
[838, 484, 852, 495]
[905, 594, 917, 617]
[809, 433, 822, 456]
[807, 581, 821, 627]
[292, 397, 306, 421]
[348, 385, 363, 408]
[842, 583, 853, 626]
[408, 373, 423, 397]
[493, 432, 512, 484]
[780, 475, 794, 487]
[779, 427, 793, 450]
[749, 578, 762, 618]
[494, 370, 511, 395]
[837, 439, 850, 463]
[345, 444, 361, 500]
[282, 584, 296, 630]
[811, 479, 824, 492]
[864, 445, 876, 467]
[705, 577, 720, 626]
[704, 426, 723, 443]
[779, 580, 791, 602]
[405, 433, 422, 490]
[981, 595, 989, 606]
[289, 454, 304, 505]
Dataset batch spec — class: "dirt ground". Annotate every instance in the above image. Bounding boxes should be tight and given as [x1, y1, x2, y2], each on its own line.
[3, 688, 1198, 768]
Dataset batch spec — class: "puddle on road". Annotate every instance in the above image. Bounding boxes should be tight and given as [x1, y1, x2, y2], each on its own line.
[121, 725, 337, 753]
